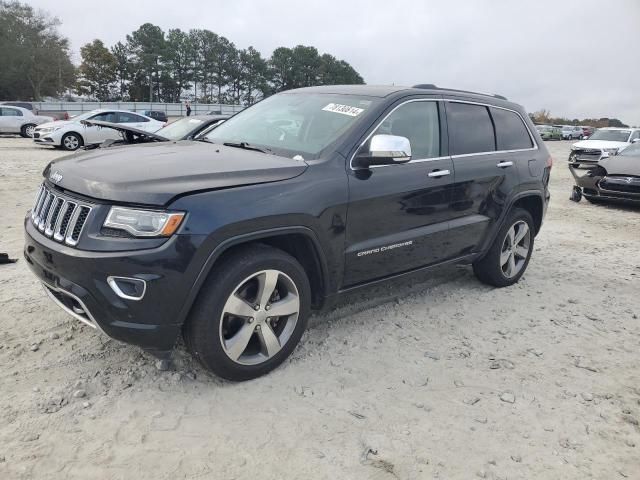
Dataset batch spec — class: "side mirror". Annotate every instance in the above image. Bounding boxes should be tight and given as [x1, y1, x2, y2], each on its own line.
[583, 136, 589, 140]
[353, 134, 412, 169]
[632, 138, 640, 143]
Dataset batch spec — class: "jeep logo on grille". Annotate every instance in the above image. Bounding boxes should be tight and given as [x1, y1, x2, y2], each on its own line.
[49, 171, 63, 184]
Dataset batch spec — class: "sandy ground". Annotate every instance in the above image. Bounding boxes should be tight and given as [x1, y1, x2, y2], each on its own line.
[0, 137, 639, 480]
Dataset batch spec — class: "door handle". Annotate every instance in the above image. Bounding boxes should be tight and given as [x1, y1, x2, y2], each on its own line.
[428, 169, 451, 178]
[496, 161, 514, 168]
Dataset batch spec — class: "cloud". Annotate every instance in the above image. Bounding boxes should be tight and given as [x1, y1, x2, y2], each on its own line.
[30, 0, 640, 124]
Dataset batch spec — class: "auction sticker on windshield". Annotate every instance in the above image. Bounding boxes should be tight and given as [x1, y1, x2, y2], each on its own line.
[322, 103, 364, 117]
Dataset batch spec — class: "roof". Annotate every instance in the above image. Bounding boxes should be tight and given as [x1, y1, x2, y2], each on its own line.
[286, 84, 510, 103]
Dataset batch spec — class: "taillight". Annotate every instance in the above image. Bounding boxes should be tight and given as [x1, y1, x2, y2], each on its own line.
[546, 156, 553, 169]
[64, 113, 69, 120]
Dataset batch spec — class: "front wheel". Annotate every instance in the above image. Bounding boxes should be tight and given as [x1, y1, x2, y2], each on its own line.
[473, 208, 535, 287]
[184, 244, 311, 381]
[61, 132, 83, 151]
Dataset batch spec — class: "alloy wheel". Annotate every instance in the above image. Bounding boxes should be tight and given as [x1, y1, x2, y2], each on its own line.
[219, 269, 300, 365]
[25, 125, 35, 137]
[500, 220, 531, 278]
[63, 135, 79, 150]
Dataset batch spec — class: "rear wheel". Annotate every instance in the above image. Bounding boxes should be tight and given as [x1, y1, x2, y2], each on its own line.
[20, 124, 36, 138]
[61, 132, 83, 151]
[184, 244, 311, 381]
[473, 208, 534, 287]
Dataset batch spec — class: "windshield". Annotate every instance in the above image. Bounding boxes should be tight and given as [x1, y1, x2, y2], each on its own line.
[156, 117, 205, 140]
[536, 126, 551, 132]
[619, 143, 640, 156]
[562, 126, 573, 131]
[204, 93, 379, 158]
[588, 129, 631, 142]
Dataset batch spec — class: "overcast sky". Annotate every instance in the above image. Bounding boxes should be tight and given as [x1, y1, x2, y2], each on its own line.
[29, 0, 640, 125]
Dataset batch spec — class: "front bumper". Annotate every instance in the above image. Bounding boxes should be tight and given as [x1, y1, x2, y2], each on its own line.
[569, 166, 640, 205]
[24, 217, 206, 354]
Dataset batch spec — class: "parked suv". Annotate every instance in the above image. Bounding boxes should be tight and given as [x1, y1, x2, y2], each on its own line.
[24, 85, 551, 381]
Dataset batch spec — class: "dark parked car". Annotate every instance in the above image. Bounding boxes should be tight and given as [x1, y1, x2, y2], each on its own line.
[138, 110, 168, 123]
[80, 114, 229, 148]
[24, 84, 551, 380]
[570, 142, 640, 205]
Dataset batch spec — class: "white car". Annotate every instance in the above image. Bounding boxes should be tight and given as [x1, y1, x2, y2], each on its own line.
[33, 109, 165, 151]
[0, 106, 53, 138]
[569, 127, 640, 165]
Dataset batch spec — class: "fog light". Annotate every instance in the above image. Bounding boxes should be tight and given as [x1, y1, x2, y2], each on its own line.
[107, 276, 146, 301]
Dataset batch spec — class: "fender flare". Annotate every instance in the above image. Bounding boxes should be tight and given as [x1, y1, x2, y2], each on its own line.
[176, 226, 330, 325]
[477, 190, 545, 258]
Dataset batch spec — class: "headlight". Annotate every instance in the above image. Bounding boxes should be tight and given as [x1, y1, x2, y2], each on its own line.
[603, 148, 618, 156]
[38, 126, 61, 134]
[104, 207, 185, 237]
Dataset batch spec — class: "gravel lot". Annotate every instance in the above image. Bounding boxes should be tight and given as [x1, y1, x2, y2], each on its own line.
[0, 137, 639, 479]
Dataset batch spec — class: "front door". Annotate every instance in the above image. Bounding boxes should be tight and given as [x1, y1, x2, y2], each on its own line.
[343, 99, 454, 287]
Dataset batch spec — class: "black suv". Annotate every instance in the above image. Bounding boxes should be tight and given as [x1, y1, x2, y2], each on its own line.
[24, 85, 551, 380]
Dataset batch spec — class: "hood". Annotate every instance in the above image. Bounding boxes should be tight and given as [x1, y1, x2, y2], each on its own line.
[571, 139, 629, 150]
[599, 154, 640, 176]
[43, 141, 308, 206]
[36, 119, 71, 129]
[80, 119, 169, 142]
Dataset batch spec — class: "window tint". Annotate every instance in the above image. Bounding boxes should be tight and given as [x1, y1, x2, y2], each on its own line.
[447, 102, 495, 155]
[1, 107, 22, 117]
[490, 107, 533, 150]
[90, 112, 117, 122]
[118, 112, 145, 123]
[373, 101, 440, 159]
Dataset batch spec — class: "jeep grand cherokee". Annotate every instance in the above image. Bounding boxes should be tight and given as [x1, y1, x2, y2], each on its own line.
[24, 84, 551, 381]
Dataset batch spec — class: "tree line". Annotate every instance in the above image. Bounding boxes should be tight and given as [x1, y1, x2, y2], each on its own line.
[0, 1, 364, 105]
[529, 109, 629, 128]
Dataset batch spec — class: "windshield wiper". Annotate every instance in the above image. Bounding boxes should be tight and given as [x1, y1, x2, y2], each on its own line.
[223, 141, 268, 153]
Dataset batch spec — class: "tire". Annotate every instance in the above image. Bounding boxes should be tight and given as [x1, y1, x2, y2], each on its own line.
[20, 124, 36, 138]
[184, 243, 311, 381]
[570, 187, 582, 202]
[473, 208, 535, 287]
[61, 132, 83, 151]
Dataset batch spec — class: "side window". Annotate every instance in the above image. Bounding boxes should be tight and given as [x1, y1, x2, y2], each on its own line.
[490, 107, 533, 150]
[1, 107, 22, 117]
[373, 101, 440, 159]
[90, 112, 117, 122]
[117, 112, 143, 123]
[630, 131, 640, 141]
[447, 102, 495, 155]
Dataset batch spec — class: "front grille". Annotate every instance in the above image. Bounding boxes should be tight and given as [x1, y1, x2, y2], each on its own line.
[30, 184, 92, 247]
[572, 148, 601, 161]
[599, 176, 640, 195]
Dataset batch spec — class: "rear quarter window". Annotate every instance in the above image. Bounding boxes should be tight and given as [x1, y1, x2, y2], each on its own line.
[490, 107, 533, 150]
[447, 102, 495, 155]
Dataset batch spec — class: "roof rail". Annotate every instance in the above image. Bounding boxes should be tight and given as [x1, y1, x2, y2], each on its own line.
[412, 84, 508, 101]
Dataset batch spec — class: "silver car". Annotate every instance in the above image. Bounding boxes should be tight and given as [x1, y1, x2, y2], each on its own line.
[560, 125, 583, 140]
[0, 106, 53, 138]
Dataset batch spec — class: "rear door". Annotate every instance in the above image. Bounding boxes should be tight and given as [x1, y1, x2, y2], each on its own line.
[0, 107, 24, 132]
[117, 112, 157, 132]
[445, 100, 529, 256]
[343, 98, 455, 286]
